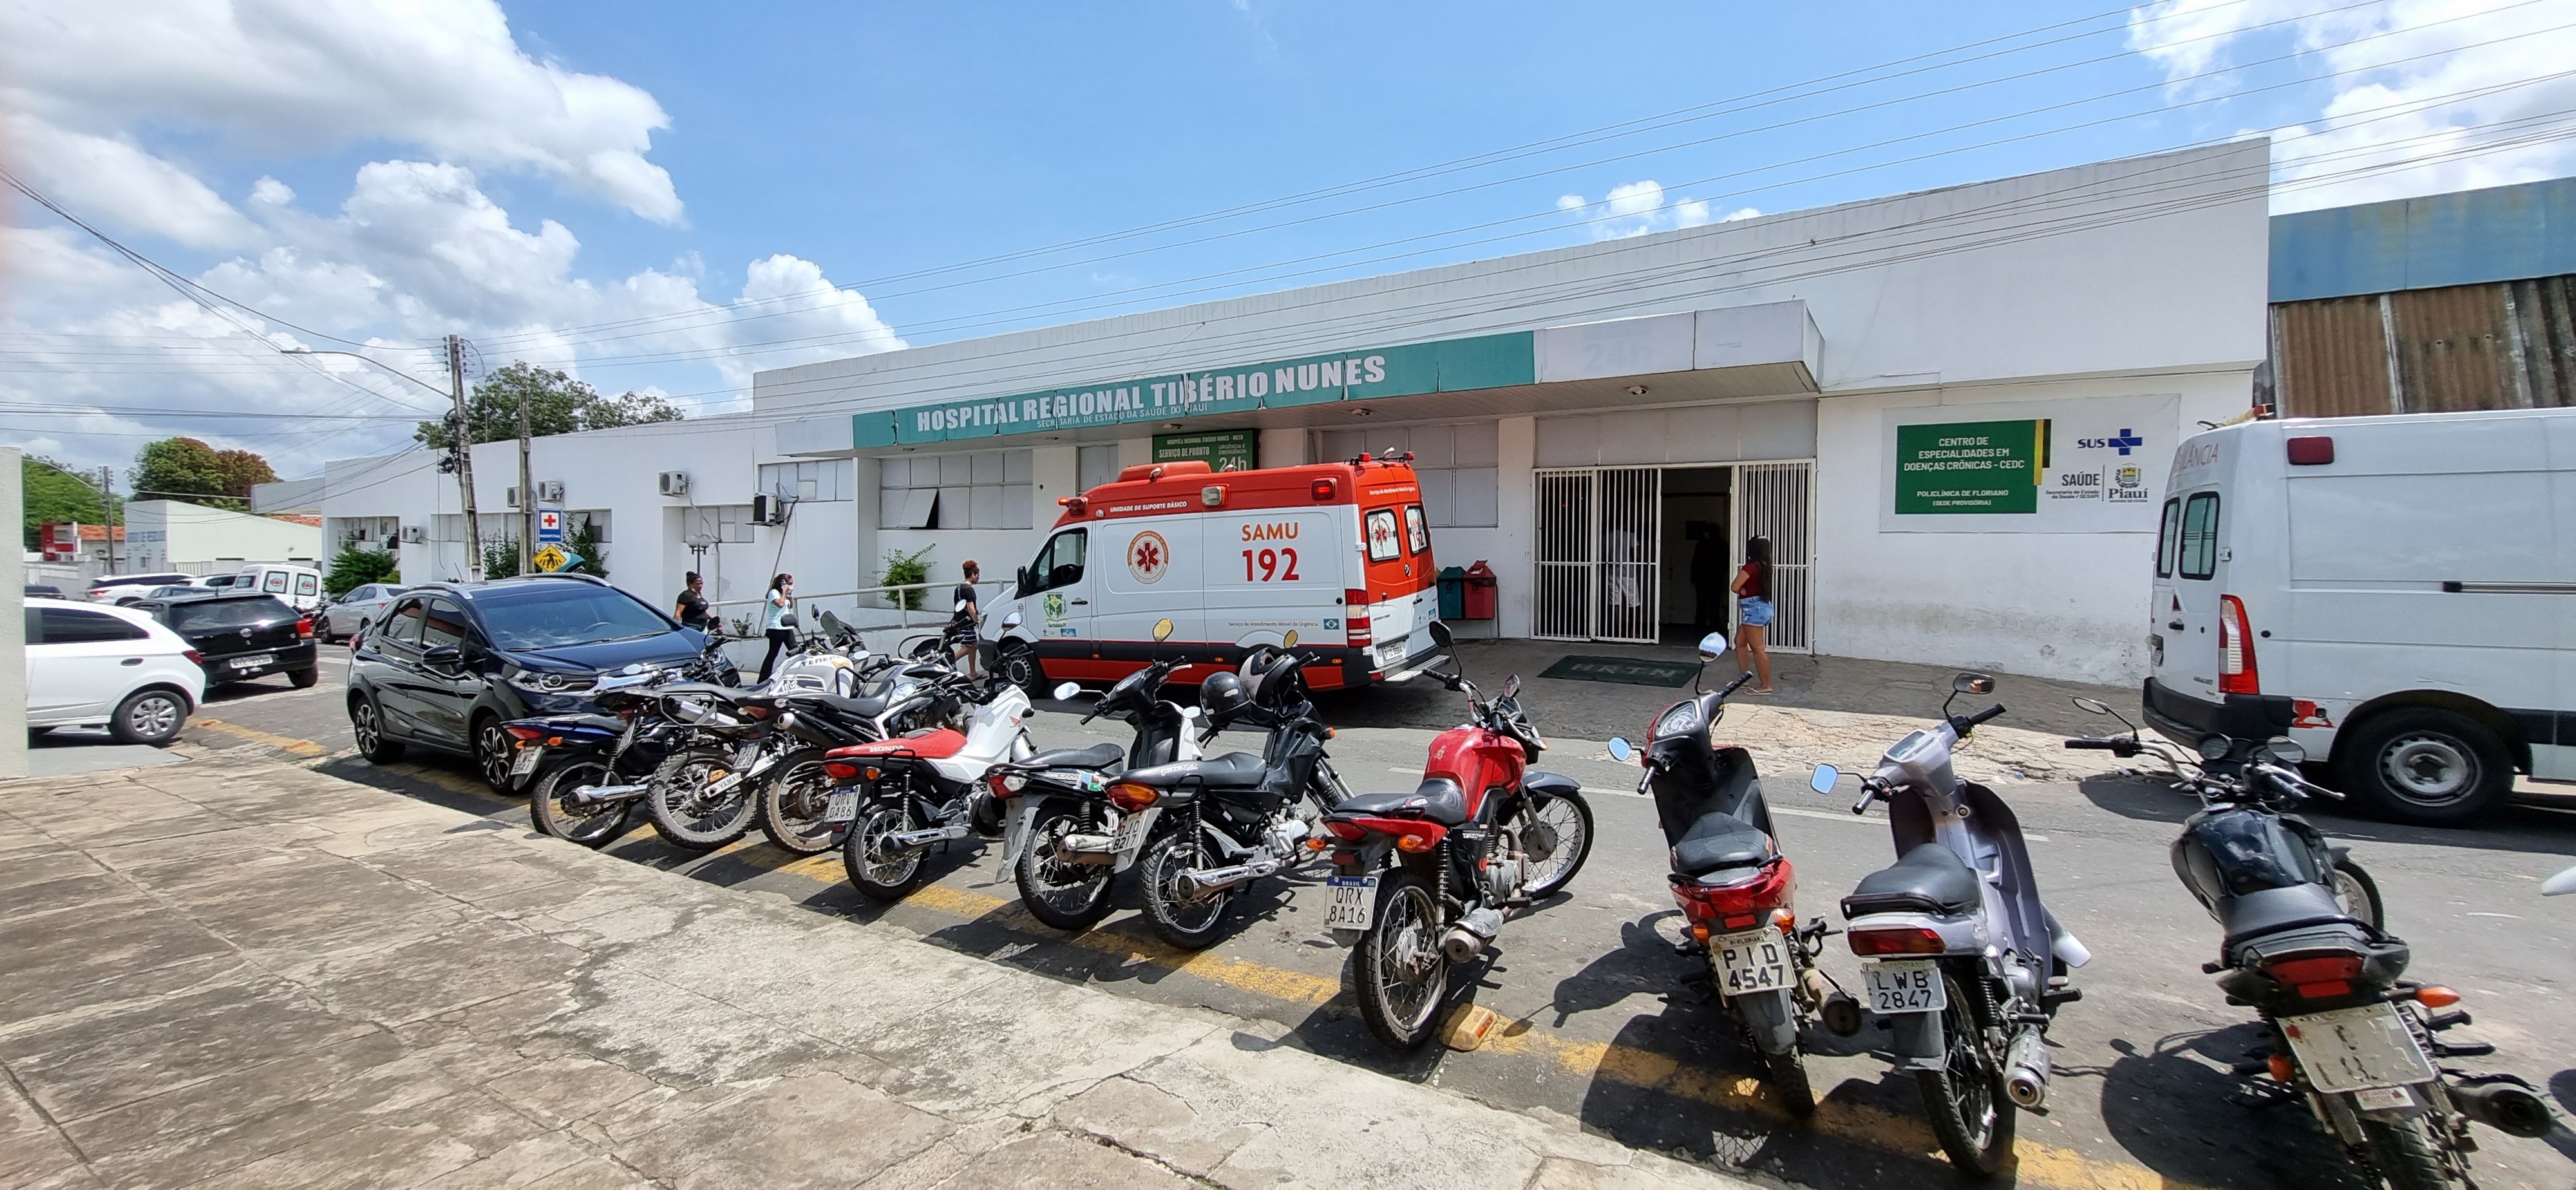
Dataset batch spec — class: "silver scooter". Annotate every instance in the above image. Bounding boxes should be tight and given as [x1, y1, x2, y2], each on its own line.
[1808, 673, 2088, 1176]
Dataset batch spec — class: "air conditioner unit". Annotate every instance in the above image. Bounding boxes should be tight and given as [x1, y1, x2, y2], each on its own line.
[504, 486, 520, 509]
[537, 480, 565, 503]
[399, 525, 428, 544]
[751, 493, 786, 525]
[658, 471, 690, 496]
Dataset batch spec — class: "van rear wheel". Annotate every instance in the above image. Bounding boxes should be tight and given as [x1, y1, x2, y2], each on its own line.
[2336, 708, 2512, 827]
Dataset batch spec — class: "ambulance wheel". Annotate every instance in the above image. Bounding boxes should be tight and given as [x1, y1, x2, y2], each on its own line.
[998, 640, 1043, 697]
[2336, 707, 2511, 827]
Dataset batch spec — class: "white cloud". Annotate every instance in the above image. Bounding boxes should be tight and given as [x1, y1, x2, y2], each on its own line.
[1557, 180, 1759, 240]
[0, 0, 683, 224]
[2126, 0, 2576, 210]
[5, 114, 259, 249]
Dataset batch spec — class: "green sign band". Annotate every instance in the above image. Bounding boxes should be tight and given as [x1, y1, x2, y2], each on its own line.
[1893, 419, 2050, 515]
[1153, 429, 1259, 472]
[853, 331, 1535, 448]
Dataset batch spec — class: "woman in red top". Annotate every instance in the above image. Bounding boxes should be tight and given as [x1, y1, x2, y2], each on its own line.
[1730, 535, 1774, 694]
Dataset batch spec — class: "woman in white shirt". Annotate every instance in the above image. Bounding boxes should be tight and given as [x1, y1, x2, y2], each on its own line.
[758, 573, 795, 681]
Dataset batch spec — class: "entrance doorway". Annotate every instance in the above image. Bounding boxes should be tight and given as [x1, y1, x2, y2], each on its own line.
[1532, 460, 1812, 650]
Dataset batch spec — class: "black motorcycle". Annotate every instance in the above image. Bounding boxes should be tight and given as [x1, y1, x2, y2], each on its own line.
[514, 668, 690, 847]
[1609, 633, 1843, 1115]
[1121, 647, 1350, 949]
[2067, 700, 2552, 1189]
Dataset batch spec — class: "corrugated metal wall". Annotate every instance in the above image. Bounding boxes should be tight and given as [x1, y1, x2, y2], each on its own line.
[2273, 274, 2576, 417]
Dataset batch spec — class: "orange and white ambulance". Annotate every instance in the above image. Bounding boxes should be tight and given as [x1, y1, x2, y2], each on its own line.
[987, 457, 1443, 692]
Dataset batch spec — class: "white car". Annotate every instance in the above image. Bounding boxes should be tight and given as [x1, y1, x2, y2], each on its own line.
[24, 598, 205, 746]
[321, 582, 408, 644]
[83, 572, 197, 605]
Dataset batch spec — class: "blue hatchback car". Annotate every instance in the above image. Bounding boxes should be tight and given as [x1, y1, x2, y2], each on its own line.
[346, 573, 713, 788]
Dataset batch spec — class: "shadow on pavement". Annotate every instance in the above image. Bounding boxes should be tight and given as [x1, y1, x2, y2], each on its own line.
[2073, 774, 2576, 857]
[2097, 1028, 2373, 1189]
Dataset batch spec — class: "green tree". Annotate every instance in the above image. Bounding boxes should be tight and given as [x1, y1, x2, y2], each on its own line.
[564, 517, 608, 579]
[482, 535, 522, 580]
[323, 542, 401, 598]
[21, 457, 116, 549]
[213, 448, 277, 497]
[879, 544, 934, 610]
[414, 361, 684, 449]
[133, 437, 232, 505]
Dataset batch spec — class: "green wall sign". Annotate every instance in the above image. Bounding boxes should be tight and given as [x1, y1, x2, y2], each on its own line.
[1893, 419, 2051, 515]
[1153, 429, 1258, 471]
[853, 330, 1535, 448]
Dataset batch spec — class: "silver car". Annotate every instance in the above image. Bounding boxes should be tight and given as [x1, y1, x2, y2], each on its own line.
[321, 583, 408, 644]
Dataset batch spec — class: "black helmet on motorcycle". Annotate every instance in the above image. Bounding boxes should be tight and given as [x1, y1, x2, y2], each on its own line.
[1199, 670, 1251, 721]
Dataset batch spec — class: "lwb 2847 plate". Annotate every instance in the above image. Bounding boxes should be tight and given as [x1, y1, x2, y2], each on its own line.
[1862, 959, 1945, 1013]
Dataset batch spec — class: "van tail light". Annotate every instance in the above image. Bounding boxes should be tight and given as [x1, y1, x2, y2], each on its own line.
[1345, 589, 1372, 647]
[1849, 925, 1947, 956]
[2217, 595, 2259, 695]
[295, 616, 314, 640]
[1671, 858, 1795, 932]
[1311, 478, 1337, 501]
[2266, 952, 2365, 999]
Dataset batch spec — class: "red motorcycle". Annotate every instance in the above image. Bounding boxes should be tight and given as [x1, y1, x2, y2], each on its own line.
[1319, 622, 1595, 1050]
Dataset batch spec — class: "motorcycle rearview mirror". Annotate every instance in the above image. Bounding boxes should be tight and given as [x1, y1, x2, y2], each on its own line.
[2072, 697, 2112, 715]
[1953, 672, 1995, 695]
[2544, 865, 2576, 896]
[1430, 619, 1454, 649]
[1153, 618, 1173, 643]
[2197, 733, 2233, 762]
[1283, 628, 1299, 648]
[2261, 736, 2306, 765]
[1050, 681, 1083, 702]
[1607, 737, 1634, 763]
[1001, 611, 1022, 631]
[1810, 764, 1840, 795]
[1697, 631, 1728, 661]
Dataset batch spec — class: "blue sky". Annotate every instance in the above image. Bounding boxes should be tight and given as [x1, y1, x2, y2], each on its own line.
[4, 0, 2570, 475]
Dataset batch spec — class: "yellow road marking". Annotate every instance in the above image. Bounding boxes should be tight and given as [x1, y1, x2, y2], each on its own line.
[193, 717, 326, 757]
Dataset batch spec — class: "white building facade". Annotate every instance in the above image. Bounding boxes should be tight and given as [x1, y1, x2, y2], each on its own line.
[312, 143, 2268, 685]
[120, 500, 323, 576]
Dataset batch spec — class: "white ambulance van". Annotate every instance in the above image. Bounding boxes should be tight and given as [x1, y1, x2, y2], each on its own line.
[236, 563, 327, 612]
[2143, 407, 2573, 825]
[985, 457, 1444, 692]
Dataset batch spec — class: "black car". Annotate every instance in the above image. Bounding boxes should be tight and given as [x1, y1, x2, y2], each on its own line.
[133, 592, 321, 688]
[24, 583, 63, 599]
[346, 573, 712, 788]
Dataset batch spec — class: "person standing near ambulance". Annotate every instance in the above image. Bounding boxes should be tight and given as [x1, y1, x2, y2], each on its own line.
[949, 560, 983, 678]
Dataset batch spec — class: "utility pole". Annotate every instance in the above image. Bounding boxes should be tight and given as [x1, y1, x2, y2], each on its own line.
[448, 334, 484, 581]
[518, 372, 534, 576]
[97, 467, 117, 574]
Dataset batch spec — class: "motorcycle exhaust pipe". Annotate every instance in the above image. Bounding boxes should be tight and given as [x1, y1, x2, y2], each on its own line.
[1440, 905, 1506, 963]
[569, 782, 647, 806]
[885, 824, 970, 851]
[2453, 1079, 2554, 1138]
[1177, 859, 1280, 899]
[1050, 834, 1120, 865]
[2004, 1030, 2052, 1110]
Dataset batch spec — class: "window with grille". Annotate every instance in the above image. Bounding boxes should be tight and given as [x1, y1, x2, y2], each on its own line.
[684, 505, 755, 543]
[879, 450, 1034, 530]
[757, 460, 851, 502]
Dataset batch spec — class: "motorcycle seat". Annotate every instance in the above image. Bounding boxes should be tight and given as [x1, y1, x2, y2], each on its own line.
[1841, 844, 1982, 918]
[1024, 742, 1124, 771]
[1331, 777, 1470, 826]
[828, 728, 966, 761]
[2218, 883, 2369, 958]
[802, 692, 891, 719]
[1670, 813, 1774, 877]
[1124, 751, 1270, 789]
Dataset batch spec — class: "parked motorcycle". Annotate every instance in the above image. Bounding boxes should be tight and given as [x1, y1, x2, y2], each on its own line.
[828, 668, 1037, 899]
[515, 665, 688, 847]
[743, 657, 961, 855]
[1807, 673, 2085, 1175]
[1122, 643, 1351, 949]
[1320, 620, 1595, 1050]
[1608, 632, 1842, 1115]
[2065, 700, 2553, 1187]
[987, 619, 1209, 930]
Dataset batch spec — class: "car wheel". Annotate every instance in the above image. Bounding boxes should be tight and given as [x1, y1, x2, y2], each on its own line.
[288, 667, 320, 689]
[474, 716, 515, 791]
[998, 639, 1043, 696]
[109, 688, 187, 746]
[2336, 707, 2514, 827]
[350, 693, 404, 762]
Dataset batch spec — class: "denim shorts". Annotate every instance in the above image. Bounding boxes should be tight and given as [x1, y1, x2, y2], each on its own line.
[1738, 596, 1775, 628]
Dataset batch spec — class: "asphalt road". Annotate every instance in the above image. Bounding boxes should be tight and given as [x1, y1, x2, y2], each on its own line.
[156, 658, 2576, 1190]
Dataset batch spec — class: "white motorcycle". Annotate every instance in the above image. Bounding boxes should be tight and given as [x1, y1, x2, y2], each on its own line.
[825, 666, 1037, 901]
[1808, 673, 2088, 1176]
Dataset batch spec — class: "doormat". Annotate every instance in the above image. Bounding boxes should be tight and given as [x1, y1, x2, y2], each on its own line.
[1538, 654, 1703, 688]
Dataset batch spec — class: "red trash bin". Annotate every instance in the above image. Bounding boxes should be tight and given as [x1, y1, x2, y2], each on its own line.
[1461, 561, 1497, 620]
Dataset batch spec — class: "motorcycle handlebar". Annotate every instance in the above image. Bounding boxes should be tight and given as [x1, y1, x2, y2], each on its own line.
[1957, 703, 2006, 730]
[2063, 736, 2139, 756]
[1718, 670, 1755, 699]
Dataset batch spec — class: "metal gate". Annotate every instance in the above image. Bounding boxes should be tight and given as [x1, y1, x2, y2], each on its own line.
[1732, 461, 1814, 652]
[1533, 468, 1662, 643]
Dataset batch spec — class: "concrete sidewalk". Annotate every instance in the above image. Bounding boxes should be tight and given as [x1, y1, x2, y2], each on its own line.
[0, 755, 1752, 1190]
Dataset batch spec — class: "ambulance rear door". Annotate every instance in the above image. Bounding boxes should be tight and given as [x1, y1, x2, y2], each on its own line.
[1206, 506, 1341, 654]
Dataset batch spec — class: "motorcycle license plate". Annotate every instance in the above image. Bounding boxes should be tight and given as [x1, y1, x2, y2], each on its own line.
[823, 789, 858, 823]
[2280, 1003, 2436, 1094]
[1713, 929, 1793, 996]
[1323, 874, 1379, 931]
[1862, 959, 1945, 1014]
[509, 746, 544, 777]
[1110, 811, 1152, 855]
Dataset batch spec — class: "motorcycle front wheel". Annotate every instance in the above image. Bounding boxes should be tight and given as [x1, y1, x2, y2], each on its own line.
[843, 798, 927, 902]
[1139, 826, 1231, 950]
[757, 748, 837, 855]
[1517, 790, 1595, 900]
[644, 748, 759, 851]
[1015, 803, 1115, 931]
[1353, 867, 1450, 1051]
[2332, 856, 2385, 932]
[1917, 968, 2014, 1175]
[528, 758, 630, 848]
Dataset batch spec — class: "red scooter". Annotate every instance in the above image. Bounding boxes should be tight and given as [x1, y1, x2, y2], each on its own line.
[1319, 621, 1596, 1050]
